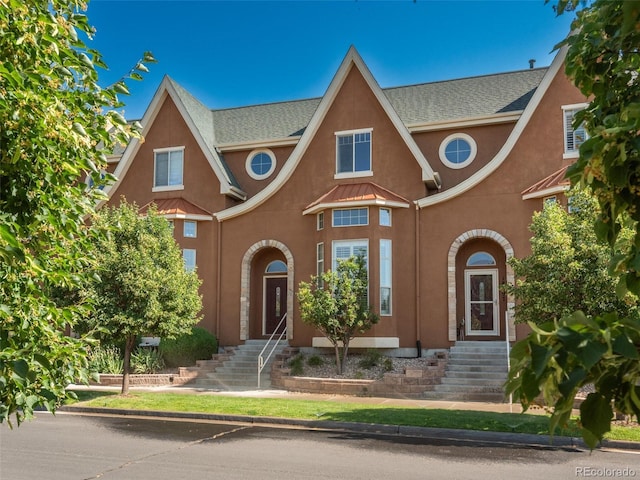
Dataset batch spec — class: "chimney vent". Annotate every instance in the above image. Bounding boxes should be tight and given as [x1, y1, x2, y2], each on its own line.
[529, 59, 536, 69]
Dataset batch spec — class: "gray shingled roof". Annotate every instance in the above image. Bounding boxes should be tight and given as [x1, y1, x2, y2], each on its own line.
[385, 68, 548, 125]
[209, 67, 548, 144]
[212, 98, 321, 144]
[168, 78, 217, 154]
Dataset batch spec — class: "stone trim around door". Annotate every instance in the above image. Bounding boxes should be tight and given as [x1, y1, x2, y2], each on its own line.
[447, 229, 515, 342]
[240, 239, 294, 341]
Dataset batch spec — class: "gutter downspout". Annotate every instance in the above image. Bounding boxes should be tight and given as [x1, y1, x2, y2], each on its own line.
[216, 218, 222, 340]
[415, 203, 421, 356]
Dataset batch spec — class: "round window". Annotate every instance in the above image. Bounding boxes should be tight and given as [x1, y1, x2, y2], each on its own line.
[246, 149, 276, 179]
[439, 133, 477, 169]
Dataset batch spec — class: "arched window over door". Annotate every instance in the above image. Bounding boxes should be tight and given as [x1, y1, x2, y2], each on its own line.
[265, 260, 287, 273]
[466, 252, 496, 267]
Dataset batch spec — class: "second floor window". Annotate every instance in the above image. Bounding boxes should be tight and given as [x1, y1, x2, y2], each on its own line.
[183, 220, 197, 238]
[336, 129, 371, 176]
[563, 106, 587, 156]
[333, 208, 368, 227]
[154, 147, 184, 189]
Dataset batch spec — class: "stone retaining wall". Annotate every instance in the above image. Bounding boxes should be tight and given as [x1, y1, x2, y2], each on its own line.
[271, 350, 448, 398]
[92, 371, 197, 387]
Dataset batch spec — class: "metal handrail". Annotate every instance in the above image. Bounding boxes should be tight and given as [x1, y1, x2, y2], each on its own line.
[505, 310, 512, 411]
[257, 313, 287, 389]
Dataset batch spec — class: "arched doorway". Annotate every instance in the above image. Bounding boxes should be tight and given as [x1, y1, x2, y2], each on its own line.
[240, 240, 294, 341]
[263, 260, 287, 336]
[447, 230, 515, 342]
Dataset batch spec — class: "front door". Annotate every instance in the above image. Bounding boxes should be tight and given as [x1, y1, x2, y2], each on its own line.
[264, 277, 287, 336]
[465, 269, 499, 336]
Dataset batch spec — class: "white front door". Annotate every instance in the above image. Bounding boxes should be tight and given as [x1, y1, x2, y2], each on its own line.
[464, 269, 499, 336]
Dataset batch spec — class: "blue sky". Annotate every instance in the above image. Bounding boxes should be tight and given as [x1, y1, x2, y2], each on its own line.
[86, 0, 576, 120]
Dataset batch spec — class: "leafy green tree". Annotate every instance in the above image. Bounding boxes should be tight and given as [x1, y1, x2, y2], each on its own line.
[506, 0, 640, 448]
[0, 0, 154, 425]
[505, 190, 638, 325]
[84, 201, 203, 394]
[297, 256, 379, 375]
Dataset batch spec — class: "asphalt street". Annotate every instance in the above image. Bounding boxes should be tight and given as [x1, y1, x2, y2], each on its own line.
[1, 412, 638, 480]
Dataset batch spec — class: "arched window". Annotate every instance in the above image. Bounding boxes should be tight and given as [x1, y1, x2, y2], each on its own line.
[265, 260, 287, 273]
[466, 252, 496, 267]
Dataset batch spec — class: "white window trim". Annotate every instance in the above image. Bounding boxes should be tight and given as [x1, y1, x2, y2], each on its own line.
[317, 212, 324, 231]
[183, 220, 197, 238]
[153, 146, 185, 192]
[380, 239, 392, 316]
[316, 242, 324, 281]
[334, 170, 374, 180]
[438, 133, 477, 169]
[246, 149, 276, 180]
[379, 207, 392, 227]
[562, 103, 589, 159]
[334, 128, 373, 179]
[334, 127, 373, 136]
[152, 185, 185, 193]
[332, 207, 369, 227]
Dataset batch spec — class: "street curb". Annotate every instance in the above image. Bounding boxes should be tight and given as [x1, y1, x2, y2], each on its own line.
[59, 405, 640, 452]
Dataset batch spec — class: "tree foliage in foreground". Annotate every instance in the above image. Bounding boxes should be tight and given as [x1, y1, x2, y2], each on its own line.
[506, 0, 640, 449]
[0, 0, 155, 425]
[84, 201, 203, 395]
[298, 255, 379, 375]
[505, 190, 638, 326]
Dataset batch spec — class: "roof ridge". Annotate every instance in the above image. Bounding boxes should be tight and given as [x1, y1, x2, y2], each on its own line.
[211, 96, 322, 113]
[383, 66, 549, 92]
[180, 67, 549, 114]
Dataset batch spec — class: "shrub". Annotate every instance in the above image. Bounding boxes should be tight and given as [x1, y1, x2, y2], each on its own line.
[88, 345, 124, 374]
[357, 349, 383, 370]
[131, 348, 165, 374]
[159, 327, 218, 368]
[288, 354, 305, 376]
[382, 357, 393, 372]
[307, 355, 324, 367]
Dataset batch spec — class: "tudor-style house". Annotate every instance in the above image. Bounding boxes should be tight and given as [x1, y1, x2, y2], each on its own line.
[100, 45, 586, 360]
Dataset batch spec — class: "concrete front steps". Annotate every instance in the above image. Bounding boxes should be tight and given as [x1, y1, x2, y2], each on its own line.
[422, 341, 510, 402]
[188, 339, 288, 390]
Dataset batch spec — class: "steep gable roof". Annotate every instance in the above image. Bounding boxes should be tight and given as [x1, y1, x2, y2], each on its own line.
[108, 48, 558, 212]
[103, 76, 246, 206]
[417, 45, 570, 208]
[216, 46, 441, 221]
[211, 68, 547, 146]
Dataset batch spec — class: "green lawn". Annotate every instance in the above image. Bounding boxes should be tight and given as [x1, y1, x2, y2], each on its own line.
[68, 390, 639, 442]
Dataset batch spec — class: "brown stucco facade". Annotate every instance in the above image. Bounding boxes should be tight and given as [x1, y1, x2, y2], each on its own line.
[103, 47, 586, 354]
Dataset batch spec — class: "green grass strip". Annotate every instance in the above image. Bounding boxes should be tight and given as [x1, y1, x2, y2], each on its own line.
[70, 390, 639, 442]
[69, 390, 581, 437]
